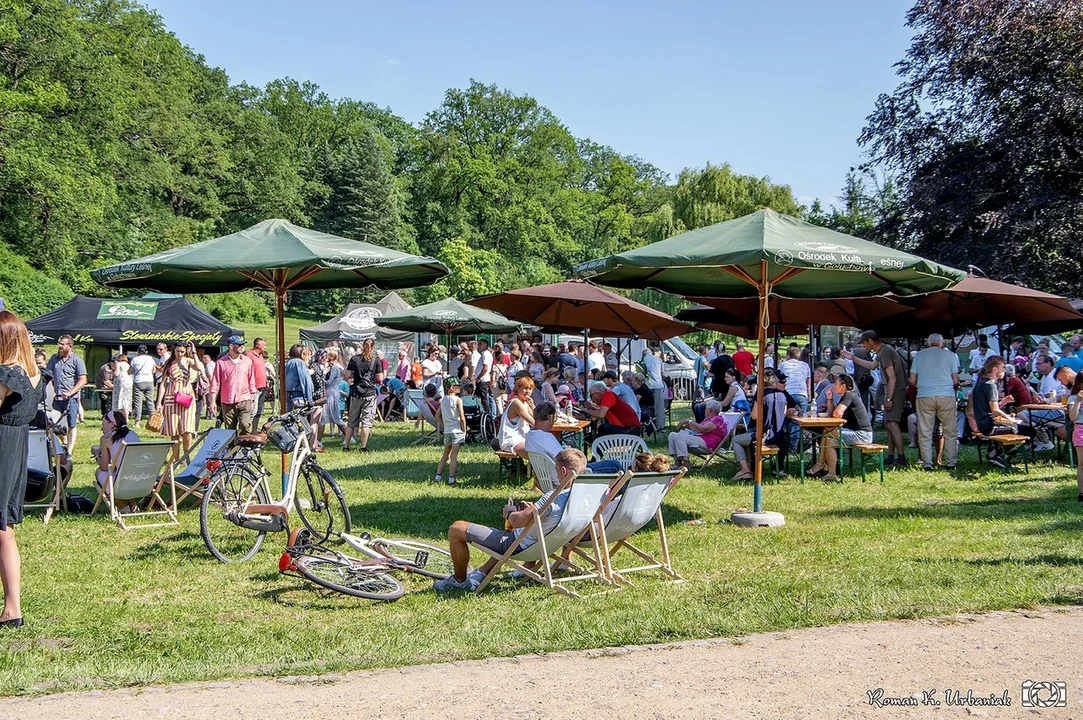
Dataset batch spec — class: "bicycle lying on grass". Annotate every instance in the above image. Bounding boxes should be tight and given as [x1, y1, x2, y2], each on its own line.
[279, 527, 455, 601]
[200, 402, 351, 563]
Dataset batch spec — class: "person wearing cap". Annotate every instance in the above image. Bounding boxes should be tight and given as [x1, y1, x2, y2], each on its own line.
[434, 377, 466, 486]
[584, 380, 641, 437]
[907, 334, 962, 470]
[128, 345, 157, 426]
[209, 335, 256, 435]
[844, 330, 908, 467]
[601, 370, 637, 414]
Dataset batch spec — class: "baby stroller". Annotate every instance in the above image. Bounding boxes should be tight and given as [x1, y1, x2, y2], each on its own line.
[461, 394, 495, 443]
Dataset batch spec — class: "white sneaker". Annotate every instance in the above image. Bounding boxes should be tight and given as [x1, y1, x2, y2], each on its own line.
[1034, 441, 1055, 452]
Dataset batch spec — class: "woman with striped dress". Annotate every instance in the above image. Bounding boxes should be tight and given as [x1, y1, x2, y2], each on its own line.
[155, 342, 202, 455]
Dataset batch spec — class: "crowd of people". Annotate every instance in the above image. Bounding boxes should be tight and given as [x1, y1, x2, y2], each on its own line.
[679, 332, 1083, 486]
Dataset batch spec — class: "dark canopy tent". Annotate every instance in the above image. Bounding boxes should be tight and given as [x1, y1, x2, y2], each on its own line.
[26, 295, 239, 348]
[299, 292, 414, 346]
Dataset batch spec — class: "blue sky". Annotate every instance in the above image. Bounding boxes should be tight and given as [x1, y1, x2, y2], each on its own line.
[145, 0, 915, 207]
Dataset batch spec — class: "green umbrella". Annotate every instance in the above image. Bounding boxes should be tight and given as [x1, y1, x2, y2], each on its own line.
[375, 298, 521, 348]
[92, 219, 450, 416]
[575, 208, 966, 518]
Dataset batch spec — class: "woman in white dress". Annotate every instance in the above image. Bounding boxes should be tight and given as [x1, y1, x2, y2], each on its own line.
[498, 376, 536, 458]
[111, 354, 133, 416]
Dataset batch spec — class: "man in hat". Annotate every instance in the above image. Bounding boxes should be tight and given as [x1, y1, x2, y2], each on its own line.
[209, 335, 257, 434]
[845, 330, 909, 467]
[908, 333, 961, 471]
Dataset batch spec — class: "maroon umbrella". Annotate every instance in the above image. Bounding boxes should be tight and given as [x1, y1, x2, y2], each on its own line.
[897, 276, 1083, 329]
[470, 280, 691, 340]
[681, 295, 909, 335]
[676, 304, 806, 338]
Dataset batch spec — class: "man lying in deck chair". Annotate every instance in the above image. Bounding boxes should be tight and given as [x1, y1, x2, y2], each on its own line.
[435, 448, 588, 592]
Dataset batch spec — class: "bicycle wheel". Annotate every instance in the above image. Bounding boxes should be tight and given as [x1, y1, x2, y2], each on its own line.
[200, 464, 269, 563]
[294, 555, 405, 601]
[296, 462, 352, 543]
[371, 539, 455, 579]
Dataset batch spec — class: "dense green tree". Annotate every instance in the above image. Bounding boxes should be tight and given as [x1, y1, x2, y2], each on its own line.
[670, 163, 803, 232]
[860, 0, 1083, 293]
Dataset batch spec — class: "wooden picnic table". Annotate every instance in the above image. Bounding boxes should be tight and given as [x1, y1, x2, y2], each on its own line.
[793, 415, 845, 481]
[551, 418, 592, 451]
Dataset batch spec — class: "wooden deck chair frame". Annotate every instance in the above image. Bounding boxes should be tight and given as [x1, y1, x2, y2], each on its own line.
[472, 471, 623, 598]
[590, 435, 649, 469]
[413, 399, 440, 445]
[91, 440, 179, 530]
[688, 412, 744, 470]
[565, 468, 687, 586]
[24, 427, 68, 523]
[169, 428, 236, 506]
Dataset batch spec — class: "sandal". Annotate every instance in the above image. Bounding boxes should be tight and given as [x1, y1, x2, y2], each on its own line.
[732, 470, 753, 482]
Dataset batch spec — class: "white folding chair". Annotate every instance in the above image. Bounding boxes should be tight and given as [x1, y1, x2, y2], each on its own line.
[404, 388, 425, 423]
[527, 451, 558, 492]
[566, 469, 687, 585]
[688, 412, 743, 470]
[472, 471, 621, 598]
[171, 428, 235, 506]
[91, 440, 179, 530]
[24, 428, 67, 523]
[590, 435, 649, 469]
[413, 400, 440, 445]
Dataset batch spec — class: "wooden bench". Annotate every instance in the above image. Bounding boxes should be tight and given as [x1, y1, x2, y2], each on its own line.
[972, 432, 1030, 472]
[848, 443, 889, 483]
[494, 450, 529, 483]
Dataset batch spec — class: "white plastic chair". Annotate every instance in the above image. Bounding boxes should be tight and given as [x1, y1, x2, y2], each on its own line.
[472, 471, 622, 597]
[527, 451, 558, 492]
[590, 434, 649, 469]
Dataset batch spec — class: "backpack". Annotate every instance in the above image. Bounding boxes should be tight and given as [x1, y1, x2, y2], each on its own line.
[350, 358, 376, 397]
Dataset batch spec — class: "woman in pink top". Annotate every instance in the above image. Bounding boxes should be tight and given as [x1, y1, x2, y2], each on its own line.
[667, 399, 728, 468]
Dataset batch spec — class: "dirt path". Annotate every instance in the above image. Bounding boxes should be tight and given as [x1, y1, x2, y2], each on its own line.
[5, 606, 1081, 719]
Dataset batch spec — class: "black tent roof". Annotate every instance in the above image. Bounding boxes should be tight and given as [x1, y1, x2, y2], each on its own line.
[26, 295, 240, 347]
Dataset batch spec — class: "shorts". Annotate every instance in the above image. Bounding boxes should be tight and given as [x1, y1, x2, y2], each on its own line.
[465, 523, 516, 554]
[1073, 423, 1083, 448]
[443, 430, 466, 447]
[347, 394, 377, 429]
[53, 396, 79, 427]
[879, 387, 906, 422]
[840, 429, 874, 447]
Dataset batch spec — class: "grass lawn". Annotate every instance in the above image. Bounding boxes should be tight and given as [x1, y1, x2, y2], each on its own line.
[4, 405, 1082, 696]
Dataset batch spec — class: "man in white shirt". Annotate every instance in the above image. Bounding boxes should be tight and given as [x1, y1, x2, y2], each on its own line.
[129, 345, 158, 426]
[474, 339, 494, 415]
[777, 346, 811, 413]
[1036, 355, 1066, 400]
[642, 347, 663, 389]
[587, 342, 606, 379]
[603, 342, 618, 372]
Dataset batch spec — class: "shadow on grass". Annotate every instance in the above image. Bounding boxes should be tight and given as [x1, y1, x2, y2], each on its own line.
[814, 487, 1078, 522]
[957, 554, 1083, 567]
[126, 532, 211, 563]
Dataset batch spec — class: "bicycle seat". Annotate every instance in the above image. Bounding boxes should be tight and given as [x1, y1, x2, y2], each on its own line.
[237, 433, 268, 447]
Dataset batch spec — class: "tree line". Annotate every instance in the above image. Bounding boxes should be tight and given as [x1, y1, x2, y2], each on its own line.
[2, 0, 1079, 324]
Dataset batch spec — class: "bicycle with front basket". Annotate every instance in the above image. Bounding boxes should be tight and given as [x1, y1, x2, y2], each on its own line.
[279, 526, 455, 601]
[200, 402, 351, 563]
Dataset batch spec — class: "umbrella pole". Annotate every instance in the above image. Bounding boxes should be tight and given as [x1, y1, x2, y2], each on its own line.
[754, 286, 768, 513]
[276, 283, 289, 495]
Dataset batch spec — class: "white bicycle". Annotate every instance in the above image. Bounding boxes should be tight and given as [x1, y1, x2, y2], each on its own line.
[279, 526, 456, 601]
[200, 403, 351, 563]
